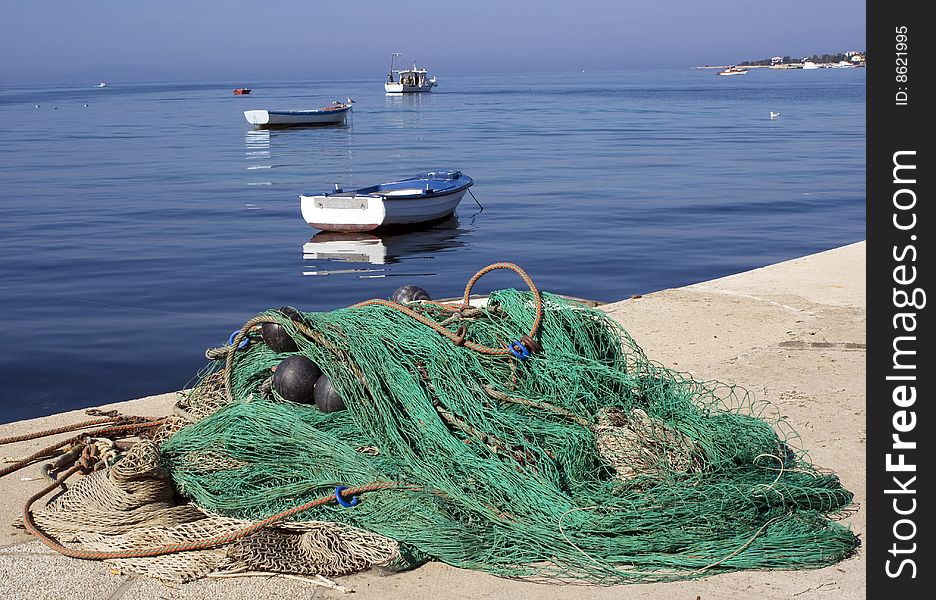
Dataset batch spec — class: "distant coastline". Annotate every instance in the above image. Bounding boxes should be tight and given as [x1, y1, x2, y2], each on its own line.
[695, 63, 865, 70]
[696, 50, 866, 70]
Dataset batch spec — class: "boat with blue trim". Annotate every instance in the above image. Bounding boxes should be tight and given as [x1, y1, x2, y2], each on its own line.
[299, 170, 473, 232]
[244, 102, 352, 128]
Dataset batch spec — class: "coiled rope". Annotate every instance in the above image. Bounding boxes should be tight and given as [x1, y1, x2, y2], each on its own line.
[223, 262, 543, 400]
[0, 418, 163, 479]
[351, 262, 543, 356]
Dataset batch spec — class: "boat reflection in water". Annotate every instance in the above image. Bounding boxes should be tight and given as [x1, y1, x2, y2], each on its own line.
[244, 127, 353, 189]
[244, 129, 273, 188]
[301, 216, 469, 276]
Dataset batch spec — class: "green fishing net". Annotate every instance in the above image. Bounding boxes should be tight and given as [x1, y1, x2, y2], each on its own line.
[160, 279, 856, 583]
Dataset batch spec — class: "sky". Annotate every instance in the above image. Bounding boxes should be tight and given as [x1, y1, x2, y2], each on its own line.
[2, 0, 865, 83]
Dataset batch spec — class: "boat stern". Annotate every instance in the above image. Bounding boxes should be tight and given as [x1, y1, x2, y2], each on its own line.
[299, 193, 387, 232]
[244, 110, 270, 125]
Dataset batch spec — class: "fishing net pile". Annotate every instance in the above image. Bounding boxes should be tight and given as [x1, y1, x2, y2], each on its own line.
[20, 263, 857, 584]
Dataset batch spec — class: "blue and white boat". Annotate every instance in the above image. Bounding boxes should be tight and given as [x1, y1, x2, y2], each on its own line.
[299, 170, 473, 232]
[244, 103, 352, 128]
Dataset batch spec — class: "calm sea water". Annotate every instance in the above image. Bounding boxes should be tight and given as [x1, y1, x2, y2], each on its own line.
[0, 68, 865, 422]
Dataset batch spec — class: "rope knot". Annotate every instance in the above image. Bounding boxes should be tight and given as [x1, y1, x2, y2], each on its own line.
[77, 444, 100, 474]
[519, 335, 541, 355]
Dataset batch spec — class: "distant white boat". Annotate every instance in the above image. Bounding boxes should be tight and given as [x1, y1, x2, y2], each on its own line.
[385, 53, 437, 93]
[717, 66, 748, 76]
[802, 61, 821, 70]
[299, 170, 473, 232]
[244, 103, 352, 128]
[97, 82, 107, 88]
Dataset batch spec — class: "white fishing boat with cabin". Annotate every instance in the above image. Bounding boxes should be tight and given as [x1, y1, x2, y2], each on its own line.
[385, 53, 437, 93]
[299, 170, 473, 232]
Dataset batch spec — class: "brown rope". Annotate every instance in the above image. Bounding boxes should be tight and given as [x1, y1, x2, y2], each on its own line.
[0, 415, 153, 446]
[482, 386, 592, 428]
[351, 262, 544, 357]
[23, 468, 419, 561]
[222, 262, 544, 401]
[0, 420, 164, 479]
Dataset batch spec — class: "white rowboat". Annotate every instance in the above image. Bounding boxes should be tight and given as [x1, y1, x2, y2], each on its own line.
[244, 103, 352, 128]
[299, 170, 473, 232]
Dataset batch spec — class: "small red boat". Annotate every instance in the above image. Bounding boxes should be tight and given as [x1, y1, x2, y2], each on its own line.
[233, 88, 252, 95]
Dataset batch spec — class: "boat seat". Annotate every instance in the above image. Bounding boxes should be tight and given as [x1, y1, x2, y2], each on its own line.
[417, 170, 461, 180]
[381, 189, 426, 197]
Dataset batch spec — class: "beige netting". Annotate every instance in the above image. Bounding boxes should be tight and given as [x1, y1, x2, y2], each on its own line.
[595, 407, 703, 482]
[21, 370, 402, 584]
[26, 440, 400, 583]
[150, 371, 232, 445]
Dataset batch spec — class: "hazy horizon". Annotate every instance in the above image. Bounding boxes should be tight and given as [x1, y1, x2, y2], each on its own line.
[3, 0, 865, 85]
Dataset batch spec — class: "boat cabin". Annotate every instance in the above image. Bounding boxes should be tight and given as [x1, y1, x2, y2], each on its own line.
[388, 67, 431, 87]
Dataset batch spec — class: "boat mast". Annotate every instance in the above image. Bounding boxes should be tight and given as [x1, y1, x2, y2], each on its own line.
[388, 52, 402, 83]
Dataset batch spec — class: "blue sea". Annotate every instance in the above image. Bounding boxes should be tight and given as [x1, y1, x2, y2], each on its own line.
[0, 68, 865, 423]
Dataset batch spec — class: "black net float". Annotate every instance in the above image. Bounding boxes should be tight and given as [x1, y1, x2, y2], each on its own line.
[261, 306, 303, 353]
[272, 355, 320, 404]
[391, 285, 431, 303]
[314, 374, 346, 413]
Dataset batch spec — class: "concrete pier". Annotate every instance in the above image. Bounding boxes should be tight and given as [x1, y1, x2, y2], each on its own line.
[0, 242, 866, 600]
